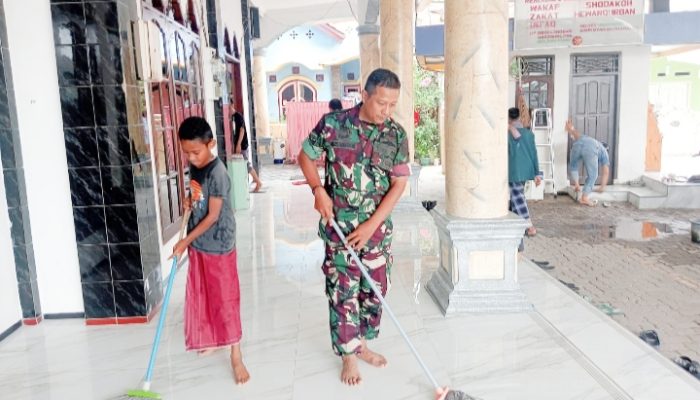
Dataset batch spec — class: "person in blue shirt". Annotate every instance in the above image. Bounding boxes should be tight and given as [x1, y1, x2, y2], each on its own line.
[508, 108, 541, 248]
[565, 119, 610, 206]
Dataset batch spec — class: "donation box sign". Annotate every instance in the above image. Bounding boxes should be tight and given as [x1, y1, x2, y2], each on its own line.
[514, 0, 645, 50]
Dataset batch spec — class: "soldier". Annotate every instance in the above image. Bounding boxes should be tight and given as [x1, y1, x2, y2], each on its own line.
[298, 68, 410, 386]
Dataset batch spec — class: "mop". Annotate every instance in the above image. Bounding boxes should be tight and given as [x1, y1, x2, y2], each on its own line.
[121, 210, 190, 399]
[329, 218, 479, 400]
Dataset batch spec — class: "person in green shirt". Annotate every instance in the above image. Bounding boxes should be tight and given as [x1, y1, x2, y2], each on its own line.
[508, 107, 542, 251]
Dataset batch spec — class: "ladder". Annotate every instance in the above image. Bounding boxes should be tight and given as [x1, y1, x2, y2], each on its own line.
[531, 108, 556, 197]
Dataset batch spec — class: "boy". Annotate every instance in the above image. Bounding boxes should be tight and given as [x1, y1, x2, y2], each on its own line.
[173, 116, 249, 384]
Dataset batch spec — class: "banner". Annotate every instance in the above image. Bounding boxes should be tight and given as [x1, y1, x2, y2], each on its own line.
[514, 0, 645, 50]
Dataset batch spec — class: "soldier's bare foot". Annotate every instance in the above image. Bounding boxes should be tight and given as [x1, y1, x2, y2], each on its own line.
[357, 344, 387, 368]
[230, 344, 250, 385]
[341, 355, 362, 385]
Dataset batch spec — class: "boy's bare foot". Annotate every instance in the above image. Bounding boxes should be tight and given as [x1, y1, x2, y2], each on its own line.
[253, 181, 262, 192]
[357, 343, 387, 368]
[341, 355, 362, 385]
[230, 345, 250, 385]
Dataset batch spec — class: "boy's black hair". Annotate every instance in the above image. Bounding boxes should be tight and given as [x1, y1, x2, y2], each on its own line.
[508, 107, 520, 120]
[329, 98, 343, 111]
[178, 116, 214, 142]
[364, 68, 401, 95]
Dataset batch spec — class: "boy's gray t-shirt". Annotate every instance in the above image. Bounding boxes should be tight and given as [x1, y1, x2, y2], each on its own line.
[188, 157, 235, 254]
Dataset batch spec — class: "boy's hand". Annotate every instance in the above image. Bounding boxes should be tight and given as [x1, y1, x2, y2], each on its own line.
[171, 239, 188, 259]
[314, 188, 334, 220]
[183, 196, 192, 211]
[535, 176, 542, 186]
[234, 145, 241, 154]
[346, 221, 377, 251]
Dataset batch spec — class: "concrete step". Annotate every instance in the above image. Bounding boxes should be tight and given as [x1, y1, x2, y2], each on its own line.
[642, 174, 669, 194]
[563, 184, 669, 209]
[629, 192, 667, 209]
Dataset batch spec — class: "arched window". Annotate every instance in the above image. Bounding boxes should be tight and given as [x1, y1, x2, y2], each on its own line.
[224, 28, 232, 55]
[187, 0, 199, 33]
[232, 34, 240, 59]
[151, 0, 165, 12]
[278, 79, 317, 119]
[171, 0, 185, 25]
[149, 21, 169, 79]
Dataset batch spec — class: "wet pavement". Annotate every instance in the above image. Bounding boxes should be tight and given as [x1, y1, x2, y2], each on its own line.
[526, 197, 700, 365]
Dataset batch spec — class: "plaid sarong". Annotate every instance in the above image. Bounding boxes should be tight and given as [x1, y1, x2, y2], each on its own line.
[509, 182, 530, 220]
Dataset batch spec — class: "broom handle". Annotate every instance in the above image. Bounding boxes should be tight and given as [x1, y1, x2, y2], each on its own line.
[143, 209, 191, 388]
[329, 218, 440, 390]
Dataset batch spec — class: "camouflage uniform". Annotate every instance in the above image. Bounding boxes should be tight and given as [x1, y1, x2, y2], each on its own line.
[302, 103, 410, 356]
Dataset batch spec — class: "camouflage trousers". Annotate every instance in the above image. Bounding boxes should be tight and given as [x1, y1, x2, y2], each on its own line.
[323, 242, 392, 356]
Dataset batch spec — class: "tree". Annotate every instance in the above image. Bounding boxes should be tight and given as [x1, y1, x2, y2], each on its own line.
[413, 63, 441, 163]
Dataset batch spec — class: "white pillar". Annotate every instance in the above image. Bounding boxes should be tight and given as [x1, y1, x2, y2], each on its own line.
[252, 49, 270, 138]
[5, 0, 82, 314]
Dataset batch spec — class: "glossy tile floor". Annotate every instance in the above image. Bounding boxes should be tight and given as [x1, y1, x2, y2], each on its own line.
[2, 180, 700, 399]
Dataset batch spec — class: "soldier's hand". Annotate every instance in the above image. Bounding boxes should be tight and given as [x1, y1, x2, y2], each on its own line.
[314, 187, 334, 220]
[346, 221, 376, 251]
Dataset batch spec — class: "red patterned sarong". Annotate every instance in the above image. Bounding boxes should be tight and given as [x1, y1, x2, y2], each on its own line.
[184, 247, 241, 351]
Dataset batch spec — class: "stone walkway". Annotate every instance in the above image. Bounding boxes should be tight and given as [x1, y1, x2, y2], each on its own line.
[260, 163, 700, 373]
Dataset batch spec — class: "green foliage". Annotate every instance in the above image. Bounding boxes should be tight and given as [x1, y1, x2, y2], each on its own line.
[413, 63, 441, 160]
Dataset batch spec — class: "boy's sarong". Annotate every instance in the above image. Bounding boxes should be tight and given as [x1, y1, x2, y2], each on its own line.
[184, 247, 241, 351]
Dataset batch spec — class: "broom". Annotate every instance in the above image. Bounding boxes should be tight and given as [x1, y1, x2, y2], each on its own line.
[122, 209, 191, 399]
[329, 218, 479, 400]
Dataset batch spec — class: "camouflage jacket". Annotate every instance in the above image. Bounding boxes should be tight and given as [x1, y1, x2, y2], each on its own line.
[302, 103, 410, 249]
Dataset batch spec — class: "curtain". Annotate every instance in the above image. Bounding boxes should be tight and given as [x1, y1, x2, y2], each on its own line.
[285, 100, 354, 162]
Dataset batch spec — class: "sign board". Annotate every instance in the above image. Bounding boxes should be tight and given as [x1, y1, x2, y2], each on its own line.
[514, 0, 645, 50]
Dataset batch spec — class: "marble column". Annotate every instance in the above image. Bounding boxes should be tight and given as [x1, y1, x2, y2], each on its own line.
[380, 0, 414, 160]
[357, 24, 380, 89]
[426, 0, 531, 314]
[252, 49, 270, 138]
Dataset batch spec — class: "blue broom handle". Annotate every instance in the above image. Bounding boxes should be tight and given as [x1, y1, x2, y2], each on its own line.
[144, 256, 177, 384]
[329, 218, 440, 390]
[144, 209, 190, 385]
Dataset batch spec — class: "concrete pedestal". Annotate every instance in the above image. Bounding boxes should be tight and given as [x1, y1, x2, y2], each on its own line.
[426, 210, 532, 314]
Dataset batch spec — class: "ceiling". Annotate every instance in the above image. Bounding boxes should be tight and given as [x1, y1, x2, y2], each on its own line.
[248, 0, 452, 51]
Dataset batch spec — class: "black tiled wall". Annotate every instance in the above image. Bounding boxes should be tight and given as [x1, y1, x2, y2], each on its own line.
[0, 3, 42, 319]
[51, 0, 162, 319]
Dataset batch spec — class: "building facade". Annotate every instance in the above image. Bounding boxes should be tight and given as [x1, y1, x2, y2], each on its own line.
[0, 0, 254, 337]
